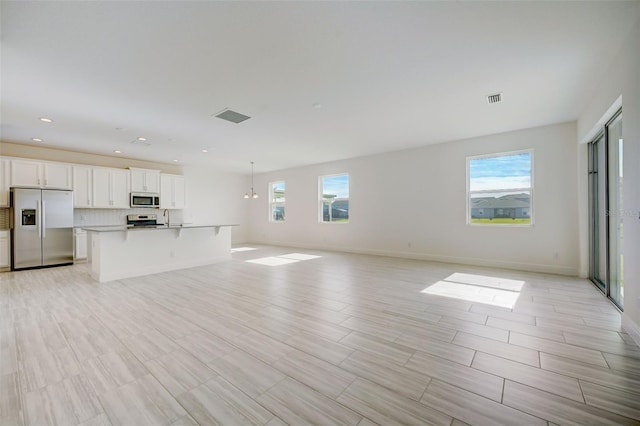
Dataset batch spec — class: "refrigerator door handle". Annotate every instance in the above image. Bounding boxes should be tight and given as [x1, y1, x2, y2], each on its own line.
[42, 201, 46, 239]
[37, 199, 42, 238]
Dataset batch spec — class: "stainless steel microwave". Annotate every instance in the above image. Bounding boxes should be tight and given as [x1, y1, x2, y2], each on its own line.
[130, 192, 160, 208]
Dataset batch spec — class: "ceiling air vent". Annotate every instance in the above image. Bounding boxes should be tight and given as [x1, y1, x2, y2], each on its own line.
[214, 108, 251, 124]
[487, 93, 503, 104]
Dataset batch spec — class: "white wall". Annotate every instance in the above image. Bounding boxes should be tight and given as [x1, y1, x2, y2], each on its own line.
[248, 122, 579, 275]
[577, 16, 640, 342]
[182, 165, 249, 244]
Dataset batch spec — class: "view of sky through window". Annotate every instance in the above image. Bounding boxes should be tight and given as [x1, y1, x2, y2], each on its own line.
[322, 174, 349, 198]
[272, 181, 285, 200]
[470, 152, 531, 192]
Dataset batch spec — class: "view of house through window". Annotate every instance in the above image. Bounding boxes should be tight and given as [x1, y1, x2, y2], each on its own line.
[468, 151, 532, 225]
[269, 181, 285, 222]
[320, 174, 349, 223]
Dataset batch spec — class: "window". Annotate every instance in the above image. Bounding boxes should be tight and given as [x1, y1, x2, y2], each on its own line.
[269, 181, 285, 222]
[468, 150, 533, 225]
[319, 173, 349, 223]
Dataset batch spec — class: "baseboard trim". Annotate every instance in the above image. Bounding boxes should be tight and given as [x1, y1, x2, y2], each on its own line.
[622, 314, 640, 348]
[248, 239, 578, 276]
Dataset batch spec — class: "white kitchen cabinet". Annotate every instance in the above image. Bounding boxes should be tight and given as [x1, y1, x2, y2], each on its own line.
[0, 158, 9, 207]
[43, 163, 72, 189]
[160, 174, 186, 209]
[130, 168, 160, 193]
[74, 229, 87, 261]
[0, 230, 9, 268]
[93, 167, 130, 208]
[111, 169, 130, 208]
[73, 165, 93, 208]
[10, 159, 41, 187]
[92, 168, 111, 208]
[10, 159, 72, 189]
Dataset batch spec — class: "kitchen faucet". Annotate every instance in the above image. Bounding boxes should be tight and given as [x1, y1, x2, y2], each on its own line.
[163, 209, 170, 226]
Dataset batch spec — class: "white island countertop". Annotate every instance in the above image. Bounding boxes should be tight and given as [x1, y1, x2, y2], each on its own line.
[84, 224, 237, 282]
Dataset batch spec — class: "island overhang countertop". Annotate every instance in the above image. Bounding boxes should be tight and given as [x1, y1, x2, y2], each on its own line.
[81, 224, 238, 232]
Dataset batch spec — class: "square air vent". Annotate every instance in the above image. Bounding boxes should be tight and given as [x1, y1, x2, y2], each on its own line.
[487, 93, 503, 104]
[214, 108, 251, 124]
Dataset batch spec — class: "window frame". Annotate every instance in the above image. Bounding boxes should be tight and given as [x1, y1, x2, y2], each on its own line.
[269, 180, 286, 223]
[466, 149, 534, 227]
[318, 172, 350, 224]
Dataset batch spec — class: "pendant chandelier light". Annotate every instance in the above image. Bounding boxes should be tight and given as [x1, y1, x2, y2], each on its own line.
[244, 161, 258, 199]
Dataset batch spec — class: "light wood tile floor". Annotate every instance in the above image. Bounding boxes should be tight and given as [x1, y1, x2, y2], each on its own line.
[2, 245, 640, 425]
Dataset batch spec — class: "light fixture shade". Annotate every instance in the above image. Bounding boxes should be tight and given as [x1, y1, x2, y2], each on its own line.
[244, 161, 258, 199]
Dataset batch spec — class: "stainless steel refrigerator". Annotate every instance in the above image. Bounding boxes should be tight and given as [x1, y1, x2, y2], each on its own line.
[10, 188, 74, 270]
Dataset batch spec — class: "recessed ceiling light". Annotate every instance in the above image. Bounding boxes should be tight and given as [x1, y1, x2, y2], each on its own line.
[114, 150, 122, 154]
[202, 149, 208, 153]
[32, 138, 43, 142]
[172, 159, 179, 162]
[39, 117, 53, 123]
[313, 103, 323, 109]
[137, 137, 147, 141]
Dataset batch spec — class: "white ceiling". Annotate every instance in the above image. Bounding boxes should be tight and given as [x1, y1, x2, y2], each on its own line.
[1, 1, 638, 174]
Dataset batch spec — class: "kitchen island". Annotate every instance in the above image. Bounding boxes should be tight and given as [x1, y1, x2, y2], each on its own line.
[82, 224, 237, 282]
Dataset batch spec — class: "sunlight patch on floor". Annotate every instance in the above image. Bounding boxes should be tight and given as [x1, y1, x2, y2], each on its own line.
[246, 257, 300, 266]
[444, 272, 524, 291]
[279, 253, 322, 261]
[421, 273, 524, 309]
[231, 247, 258, 252]
[245, 253, 322, 266]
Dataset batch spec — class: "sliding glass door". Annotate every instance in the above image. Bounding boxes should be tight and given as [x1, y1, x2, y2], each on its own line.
[588, 109, 623, 309]
[588, 133, 607, 291]
[607, 113, 623, 307]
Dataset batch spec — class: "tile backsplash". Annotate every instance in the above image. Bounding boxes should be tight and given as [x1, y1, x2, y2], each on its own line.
[74, 208, 184, 227]
[0, 207, 182, 229]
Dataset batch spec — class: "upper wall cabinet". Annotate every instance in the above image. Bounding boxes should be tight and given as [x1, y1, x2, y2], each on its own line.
[0, 159, 9, 207]
[10, 159, 41, 187]
[130, 168, 160, 193]
[10, 159, 72, 190]
[93, 167, 130, 209]
[160, 174, 186, 209]
[73, 165, 93, 208]
[44, 162, 73, 189]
